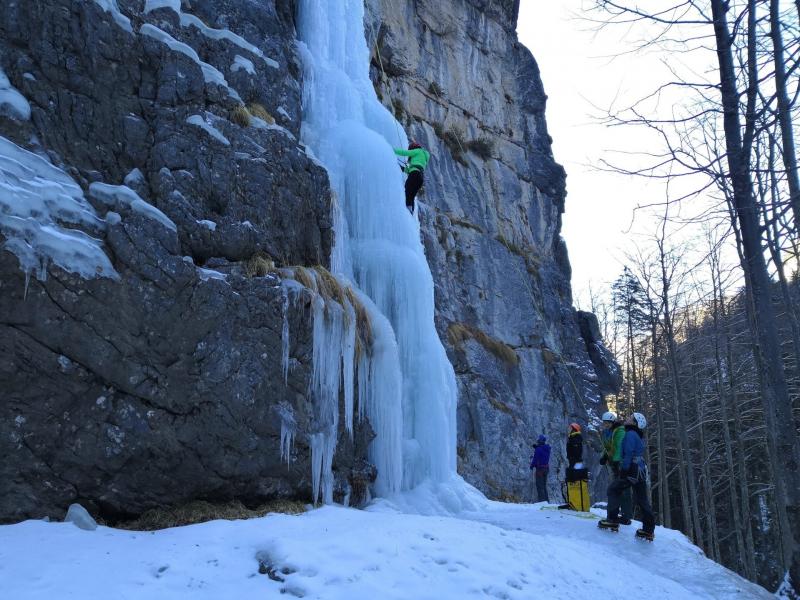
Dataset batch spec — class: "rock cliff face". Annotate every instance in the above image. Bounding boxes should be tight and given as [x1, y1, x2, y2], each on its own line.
[0, 0, 618, 522]
[365, 0, 620, 500]
[0, 0, 372, 522]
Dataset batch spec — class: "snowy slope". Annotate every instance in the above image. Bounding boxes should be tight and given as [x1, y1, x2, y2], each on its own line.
[0, 500, 769, 599]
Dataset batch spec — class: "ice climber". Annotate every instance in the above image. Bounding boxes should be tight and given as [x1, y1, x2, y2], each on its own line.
[530, 434, 551, 502]
[599, 411, 632, 524]
[598, 412, 656, 541]
[394, 140, 430, 212]
[566, 423, 583, 468]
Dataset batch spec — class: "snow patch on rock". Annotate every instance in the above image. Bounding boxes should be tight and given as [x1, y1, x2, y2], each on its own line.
[139, 24, 241, 101]
[89, 182, 177, 232]
[0, 136, 118, 282]
[0, 68, 31, 121]
[180, 13, 279, 68]
[186, 114, 230, 146]
[93, 0, 133, 32]
[197, 219, 217, 231]
[231, 55, 256, 75]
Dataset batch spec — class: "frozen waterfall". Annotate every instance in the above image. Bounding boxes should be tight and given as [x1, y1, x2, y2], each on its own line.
[296, 0, 461, 502]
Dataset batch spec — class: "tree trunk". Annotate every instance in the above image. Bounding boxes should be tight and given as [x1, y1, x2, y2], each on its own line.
[768, 0, 800, 236]
[651, 321, 672, 529]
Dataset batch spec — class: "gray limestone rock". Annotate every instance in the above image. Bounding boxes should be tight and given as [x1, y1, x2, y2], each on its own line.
[367, 0, 620, 501]
[0, 0, 352, 523]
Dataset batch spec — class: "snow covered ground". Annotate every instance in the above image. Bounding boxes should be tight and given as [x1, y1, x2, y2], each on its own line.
[0, 499, 770, 599]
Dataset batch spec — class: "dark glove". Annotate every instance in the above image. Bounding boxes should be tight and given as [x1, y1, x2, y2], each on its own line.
[611, 461, 620, 477]
[599, 454, 608, 466]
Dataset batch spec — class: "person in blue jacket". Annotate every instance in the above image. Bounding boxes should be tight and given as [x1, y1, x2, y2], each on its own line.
[599, 413, 656, 539]
[530, 434, 551, 502]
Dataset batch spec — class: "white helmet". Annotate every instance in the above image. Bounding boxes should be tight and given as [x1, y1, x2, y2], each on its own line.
[632, 412, 647, 429]
[601, 411, 617, 422]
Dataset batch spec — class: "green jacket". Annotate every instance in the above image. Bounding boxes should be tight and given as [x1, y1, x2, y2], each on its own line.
[611, 425, 625, 462]
[601, 425, 626, 463]
[394, 147, 430, 174]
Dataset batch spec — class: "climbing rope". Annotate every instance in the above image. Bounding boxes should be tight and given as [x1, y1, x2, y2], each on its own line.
[366, 20, 404, 145]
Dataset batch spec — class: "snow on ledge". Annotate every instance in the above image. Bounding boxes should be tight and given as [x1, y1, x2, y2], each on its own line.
[180, 13, 279, 69]
[92, 0, 133, 33]
[0, 136, 118, 282]
[197, 267, 227, 282]
[186, 114, 230, 146]
[139, 24, 241, 102]
[197, 219, 217, 231]
[89, 183, 177, 232]
[231, 55, 256, 75]
[0, 68, 31, 121]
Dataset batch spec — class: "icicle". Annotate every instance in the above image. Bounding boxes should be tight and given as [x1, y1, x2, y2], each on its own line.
[309, 290, 346, 505]
[281, 285, 290, 384]
[278, 402, 296, 467]
[342, 295, 356, 437]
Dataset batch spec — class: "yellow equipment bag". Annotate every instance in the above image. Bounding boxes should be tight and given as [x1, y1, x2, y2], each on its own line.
[566, 479, 591, 512]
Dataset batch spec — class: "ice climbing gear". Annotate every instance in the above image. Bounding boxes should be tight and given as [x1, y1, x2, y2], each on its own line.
[408, 140, 422, 150]
[631, 412, 647, 429]
[601, 411, 616, 422]
[569, 423, 581, 433]
[559, 467, 590, 512]
[598, 519, 620, 532]
[635, 529, 654, 542]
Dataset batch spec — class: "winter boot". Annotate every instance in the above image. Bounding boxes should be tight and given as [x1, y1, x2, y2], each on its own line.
[635, 529, 654, 542]
[598, 519, 619, 532]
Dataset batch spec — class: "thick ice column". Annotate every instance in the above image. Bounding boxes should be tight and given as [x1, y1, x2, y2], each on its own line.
[297, 0, 459, 494]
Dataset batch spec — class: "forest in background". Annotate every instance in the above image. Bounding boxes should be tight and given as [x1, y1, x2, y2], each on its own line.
[583, 0, 800, 592]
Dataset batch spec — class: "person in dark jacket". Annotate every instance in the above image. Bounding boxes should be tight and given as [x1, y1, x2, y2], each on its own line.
[600, 413, 656, 539]
[530, 435, 551, 502]
[566, 423, 583, 467]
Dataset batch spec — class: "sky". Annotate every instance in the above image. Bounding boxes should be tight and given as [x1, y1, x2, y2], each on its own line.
[516, 1, 708, 306]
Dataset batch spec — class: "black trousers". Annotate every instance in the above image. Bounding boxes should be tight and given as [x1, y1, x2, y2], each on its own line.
[535, 470, 549, 502]
[607, 476, 655, 534]
[404, 169, 424, 209]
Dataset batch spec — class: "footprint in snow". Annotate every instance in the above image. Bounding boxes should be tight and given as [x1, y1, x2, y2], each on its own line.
[153, 565, 169, 578]
[280, 584, 306, 597]
[482, 586, 511, 599]
[507, 579, 523, 590]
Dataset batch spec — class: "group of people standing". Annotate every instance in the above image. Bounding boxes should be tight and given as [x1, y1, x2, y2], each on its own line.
[598, 411, 655, 539]
[529, 411, 656, 540]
